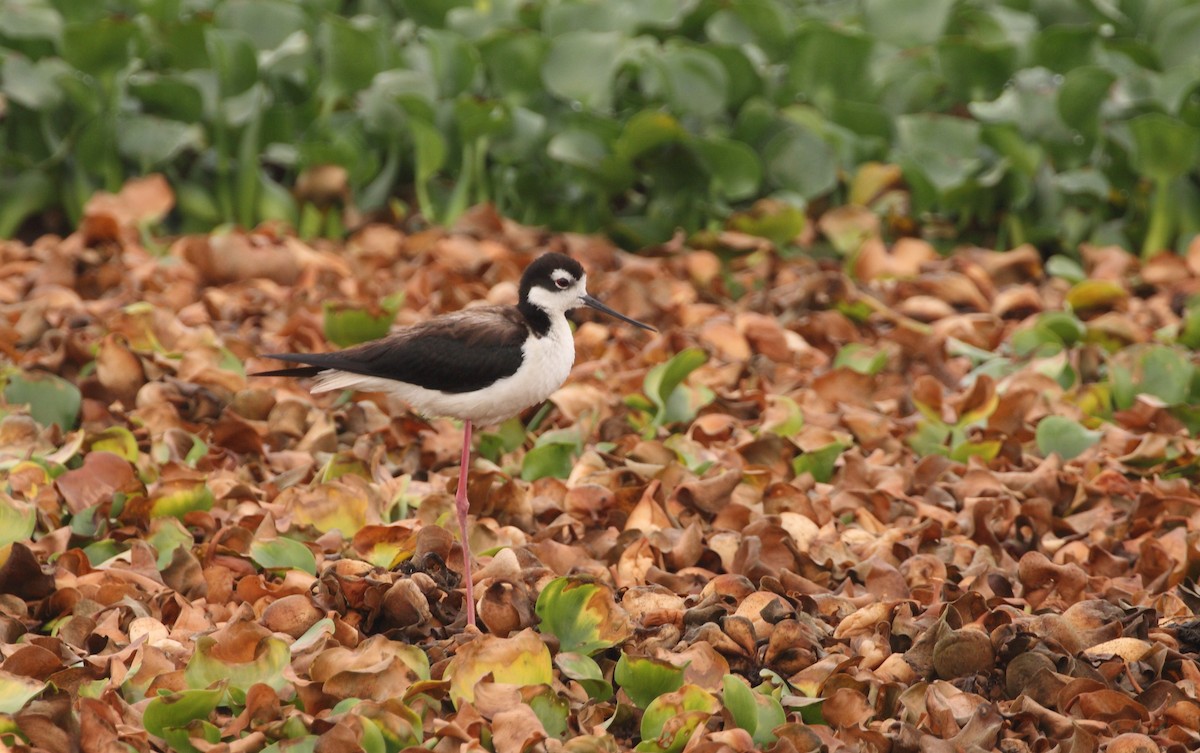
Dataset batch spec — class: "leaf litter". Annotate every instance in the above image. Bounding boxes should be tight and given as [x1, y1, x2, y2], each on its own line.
[0, 180, 1198, 751]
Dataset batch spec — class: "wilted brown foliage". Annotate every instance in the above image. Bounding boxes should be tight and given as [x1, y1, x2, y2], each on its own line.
[1, 182, 1200, 752]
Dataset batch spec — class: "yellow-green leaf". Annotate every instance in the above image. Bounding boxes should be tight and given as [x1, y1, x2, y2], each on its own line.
[184, 634, 290, 692]
[556, 652, 613, 702]
[143, 686, 224, 737]
[89, 426, 139, 462]
[291, 482, 370, 536]
[444, 629, 553, 707]
[791, 442, 847, 483]
[150, 480, 214, 518]
[0, 495, 36, 548]
[723, 674, 785, 745]
[1065, 279, 1126, 311]
[249, 537, 317, 576]
[535, 577, 632, 656]
[146, 517, 194, 570]
[615, 653, 685, 710]
[638, 685, 719, 753]
[0, 669, 44, 713]
[319, 452, 372, 483]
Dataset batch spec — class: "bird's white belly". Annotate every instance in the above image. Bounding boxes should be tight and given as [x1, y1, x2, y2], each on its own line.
[310, 320, 576, 426]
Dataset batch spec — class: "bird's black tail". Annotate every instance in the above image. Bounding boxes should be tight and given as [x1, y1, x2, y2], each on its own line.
[253, 354, 324, 378]
[253, 365, 323, 378]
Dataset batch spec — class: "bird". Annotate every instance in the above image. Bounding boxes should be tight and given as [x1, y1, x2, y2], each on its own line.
[258, 253, 656, 628]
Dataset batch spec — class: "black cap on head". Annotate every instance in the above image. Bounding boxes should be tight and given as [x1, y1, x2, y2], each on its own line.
[520, 253, 585, 297]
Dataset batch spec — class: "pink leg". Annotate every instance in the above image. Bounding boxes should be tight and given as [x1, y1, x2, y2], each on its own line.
[456, 420, 476, 629]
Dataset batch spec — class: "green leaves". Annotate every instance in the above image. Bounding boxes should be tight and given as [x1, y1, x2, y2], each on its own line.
[614, 653, 685, 710]
[763, 125, 838, 200]
[1129, 113, 1200, 257]
[534, 577, 631, 656]
[146, 518, 194, 570]
[786, 23, 873, 111]
[792, 442, 847, 484]
[693, 138, 761, 201]
[0, 172, 55, 240]
[143, 687, 224, 738]
[644, 348, 705, 415]
[205, 28, 258, 99]
[723, 674, 785, 745]
[1035, 417, 1100, 461]
[1129, 113, 1200, 185]
[1138, 347, 1194, 406]
[89, 426, 139, 462]
[1, 55, 66, 110]
[641, 46, 728, 119]
[833, 344, 888, 376]
[116, 115, 205, 167]
[316, 16, 381, 106]
[626, 348, 715, 434]
[445, 629, 554, 708]
[556, 653, 613, 701]
[477, 417, 527, 464]
[423, 29, 480, 99]
[184, 634, 290, 693]
[637, 685, 719, 753]
[908, 376, 1001, 463]
[728, 201, 806, 247]
[1098, 344, 1200, 423]
[323, 295, 403, 348]
[149, 481, 214, 519]
[0, 497, 36, 549]
[862, 0, 954, 47]
[543, 31, 625, 111]
[0, 1, 63, 44]
[0, 670, 44, 714]
[249, 537, 318, 576]
[521, 427, 583, 481]
[61, 17, 135, 78]
[2, 370, 81, 431]
[893, 114, 983, 197]
[1012, 311, 1086, 357]
[214, 0, 307, 52]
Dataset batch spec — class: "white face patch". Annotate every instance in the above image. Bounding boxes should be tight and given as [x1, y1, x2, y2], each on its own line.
[551, 269, 574, 290]
[527, 272, 588, 314]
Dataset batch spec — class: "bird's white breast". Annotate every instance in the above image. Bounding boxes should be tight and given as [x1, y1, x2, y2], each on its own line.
[309, 316, 577, 426]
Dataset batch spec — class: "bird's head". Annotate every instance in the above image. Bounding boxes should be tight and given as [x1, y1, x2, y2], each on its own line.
[520, 253, 656, 331]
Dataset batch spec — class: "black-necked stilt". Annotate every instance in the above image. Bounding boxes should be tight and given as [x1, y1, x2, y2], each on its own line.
[258, 253, 656, 628]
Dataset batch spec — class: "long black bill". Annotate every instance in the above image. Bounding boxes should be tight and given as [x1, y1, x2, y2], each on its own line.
[581, 294, 657, 332]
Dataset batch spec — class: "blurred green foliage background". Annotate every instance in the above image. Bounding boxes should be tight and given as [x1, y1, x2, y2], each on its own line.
[2, 0, 1200, 255]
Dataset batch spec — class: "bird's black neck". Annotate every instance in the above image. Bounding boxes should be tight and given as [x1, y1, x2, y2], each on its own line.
[518, 300, 553, 337]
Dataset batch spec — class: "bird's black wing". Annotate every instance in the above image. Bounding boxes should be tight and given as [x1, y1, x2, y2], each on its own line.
[258, 306, 529, 394]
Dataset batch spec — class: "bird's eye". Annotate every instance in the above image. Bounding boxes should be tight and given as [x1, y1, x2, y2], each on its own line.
[554, 277, 570, 289]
